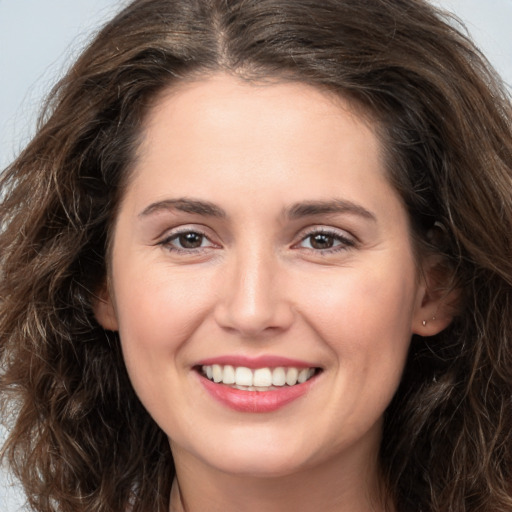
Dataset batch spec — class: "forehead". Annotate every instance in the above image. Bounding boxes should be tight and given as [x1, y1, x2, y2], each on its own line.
[121, 74, 396, 223]
[131, 73, 386, 194]
[113, 72, 414, 260]
[144, 74, 379, 136]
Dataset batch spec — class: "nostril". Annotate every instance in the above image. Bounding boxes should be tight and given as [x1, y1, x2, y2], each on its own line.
[214, 300, 295, 338]
[212, 259, 295, 336]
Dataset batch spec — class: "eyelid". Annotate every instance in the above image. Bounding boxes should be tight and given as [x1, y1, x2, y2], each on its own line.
[157, 225, 221, 252]
[292, 225, 357, 252]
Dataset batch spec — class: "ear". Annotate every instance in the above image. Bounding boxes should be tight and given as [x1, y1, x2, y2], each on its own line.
[93, 283, 119, 331]
[412, 255, 460, 337]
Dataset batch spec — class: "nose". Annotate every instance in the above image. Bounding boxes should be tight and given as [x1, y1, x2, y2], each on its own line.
[214, 248, 294, 338]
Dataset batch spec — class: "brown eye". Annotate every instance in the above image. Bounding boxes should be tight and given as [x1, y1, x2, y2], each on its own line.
[308, 233, 335, 250]
[177, 232, 204, 249]
[160, 228, 219, 254]
[297, 229, 355, 252]
[161, 230, 211, 251]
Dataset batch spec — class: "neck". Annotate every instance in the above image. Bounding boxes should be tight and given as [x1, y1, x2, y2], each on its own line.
[169, 444, 392, 512]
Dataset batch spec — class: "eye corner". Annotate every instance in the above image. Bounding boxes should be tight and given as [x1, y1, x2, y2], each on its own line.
[292, 226, 357, 254]
[158, 226, 222, 254]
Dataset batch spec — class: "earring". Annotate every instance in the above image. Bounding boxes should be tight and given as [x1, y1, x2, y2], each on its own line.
[422, 316, 436, 326]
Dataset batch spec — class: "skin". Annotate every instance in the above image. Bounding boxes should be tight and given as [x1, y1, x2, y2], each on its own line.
[95, 73, 450, 511]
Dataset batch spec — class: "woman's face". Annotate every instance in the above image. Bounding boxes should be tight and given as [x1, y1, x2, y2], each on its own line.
[96, 74, 436, 480]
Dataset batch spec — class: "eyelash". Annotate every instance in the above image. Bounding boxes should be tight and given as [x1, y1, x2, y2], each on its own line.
[158, 227, 356, 255]
[295, 228, 356, 254]
[159, 228, 215, 254]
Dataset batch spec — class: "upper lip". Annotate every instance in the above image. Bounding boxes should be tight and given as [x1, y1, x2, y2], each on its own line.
[195, 355, 319, 369]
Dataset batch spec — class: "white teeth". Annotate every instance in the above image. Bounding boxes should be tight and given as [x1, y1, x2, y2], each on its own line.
[298, 368, 310, 384]
[223, 365, 235, 384]
[201, 364, 317, 388]
[233, 385, 277, 391]
[285, 367, 298, 386]
[272, 367, 286, 386]
[212, 364, 222, 383]
[253, 368, 272, 387]
[235, 366, 253, 386]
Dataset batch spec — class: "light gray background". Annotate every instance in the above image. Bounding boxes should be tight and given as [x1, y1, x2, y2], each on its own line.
[1, 1, 511, 510]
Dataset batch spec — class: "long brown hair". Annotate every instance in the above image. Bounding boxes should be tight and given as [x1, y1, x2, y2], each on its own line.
[1, 1, 511, 511]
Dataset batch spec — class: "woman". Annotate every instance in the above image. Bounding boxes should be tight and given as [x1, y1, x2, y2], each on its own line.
[1, 0, 511, 511]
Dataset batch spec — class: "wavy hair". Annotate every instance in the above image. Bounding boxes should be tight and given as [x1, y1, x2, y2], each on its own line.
[1, 1, 511, 511]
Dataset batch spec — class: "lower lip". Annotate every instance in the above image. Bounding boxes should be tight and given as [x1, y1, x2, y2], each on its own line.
[198, 373, 316, 413]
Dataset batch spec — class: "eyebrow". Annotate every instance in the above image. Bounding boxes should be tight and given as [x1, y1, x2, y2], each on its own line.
[139, 198, 227, 218]
[285, 199, 376, 222]
[138, 197, 376, 222]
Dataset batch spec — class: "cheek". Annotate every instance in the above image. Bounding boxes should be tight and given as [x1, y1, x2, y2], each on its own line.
[111, 265, 219, 429]
[113, 264, 216, 366]
[297, 260, 417, 368]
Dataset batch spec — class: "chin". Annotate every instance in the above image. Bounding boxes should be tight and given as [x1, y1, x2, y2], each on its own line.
[176, 431, 315, 479]
[214, 452, 310, 479]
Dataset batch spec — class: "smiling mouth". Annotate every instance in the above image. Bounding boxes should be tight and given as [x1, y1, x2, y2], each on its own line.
[199, 364, 319, 391]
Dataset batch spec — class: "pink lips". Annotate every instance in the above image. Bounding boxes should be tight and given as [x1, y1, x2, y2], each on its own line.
[195, 355, 319, 413]
[196, 355, 314, 369]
